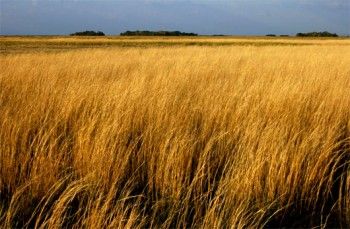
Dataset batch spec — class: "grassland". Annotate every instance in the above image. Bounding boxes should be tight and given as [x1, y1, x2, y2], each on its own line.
[0, 36, 350, 228]
[1, 36, 350, 54]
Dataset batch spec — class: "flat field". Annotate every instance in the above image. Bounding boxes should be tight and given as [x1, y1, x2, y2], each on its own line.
[1, 35, 350, 54]
[0, 36, 350, 228]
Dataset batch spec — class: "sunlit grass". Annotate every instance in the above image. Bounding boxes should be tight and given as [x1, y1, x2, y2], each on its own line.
[0, 40, 350, 228]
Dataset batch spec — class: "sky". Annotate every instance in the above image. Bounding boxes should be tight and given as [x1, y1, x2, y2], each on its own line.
[0, 0, 349, 35]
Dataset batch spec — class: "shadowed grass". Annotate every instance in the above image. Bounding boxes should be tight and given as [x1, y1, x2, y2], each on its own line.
[1, 36, 350, 54]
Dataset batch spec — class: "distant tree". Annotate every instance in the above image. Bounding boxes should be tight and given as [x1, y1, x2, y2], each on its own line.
[120, 30, 198, 36]
[266, 34, 276, 37]
[296, 31, 338, 37]
[70, 31, 105, 36]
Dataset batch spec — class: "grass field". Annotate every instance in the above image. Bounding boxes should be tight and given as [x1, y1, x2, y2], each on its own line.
[1, 36, 350, 54]
[0, 36, 350, 228]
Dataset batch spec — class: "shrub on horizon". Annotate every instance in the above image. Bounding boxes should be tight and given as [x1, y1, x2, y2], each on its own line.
[296, 31, 338, 37]
[70, 31, 105, 36]
[120, 30, 198, 36]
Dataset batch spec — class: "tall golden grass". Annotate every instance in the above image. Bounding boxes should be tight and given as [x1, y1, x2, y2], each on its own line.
[0, 44, 350, 228]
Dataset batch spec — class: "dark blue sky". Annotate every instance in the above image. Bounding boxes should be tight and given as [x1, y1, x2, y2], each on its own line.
[1, 0, 349, 35]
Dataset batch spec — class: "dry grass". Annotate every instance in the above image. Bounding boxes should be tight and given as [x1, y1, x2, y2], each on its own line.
[2, 36, 350, 54]
[0, 39, 350, 228]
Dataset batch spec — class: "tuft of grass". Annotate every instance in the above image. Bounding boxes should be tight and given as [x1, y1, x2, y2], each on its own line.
[0, 42, 350, 228]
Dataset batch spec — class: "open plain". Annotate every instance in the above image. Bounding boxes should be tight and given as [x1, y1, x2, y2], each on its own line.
[0, 36, 350, 228]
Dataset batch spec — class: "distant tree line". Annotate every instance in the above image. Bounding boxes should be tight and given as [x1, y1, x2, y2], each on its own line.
[120, 30, 198, 36]
[68, 30, 338, 38]
[70, 31, 105, 36]
[296, 31, 338, 37]
[265, 34, 290, 37]
[264, 31, 338, 37]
